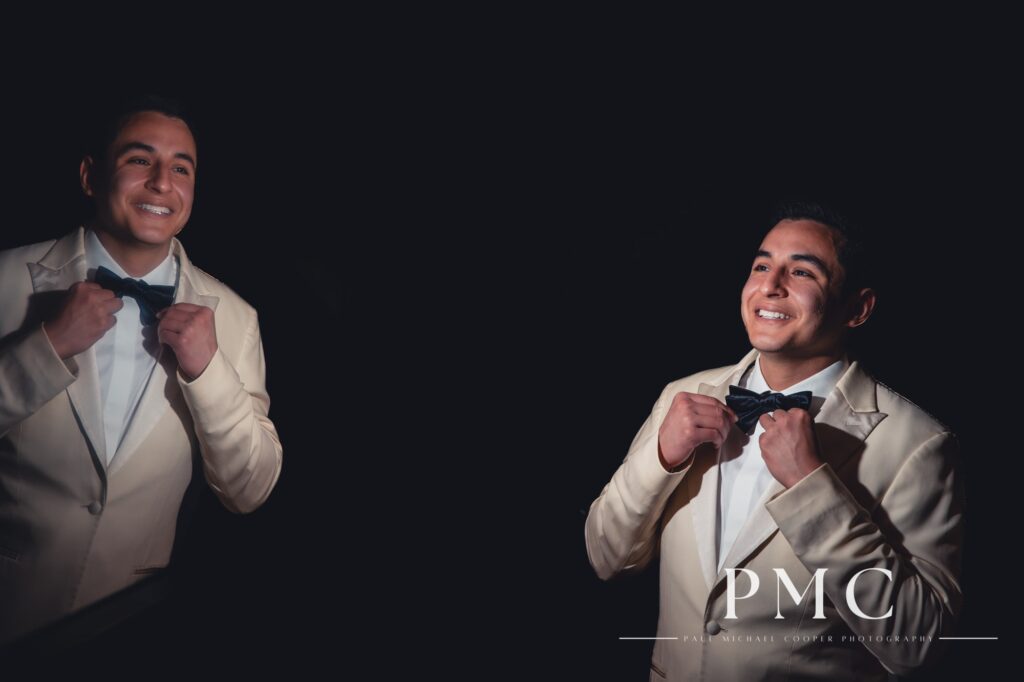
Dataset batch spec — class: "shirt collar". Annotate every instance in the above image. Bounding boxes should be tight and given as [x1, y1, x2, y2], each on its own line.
[743, 354, 849, 416]
[85, 228, 177, 287]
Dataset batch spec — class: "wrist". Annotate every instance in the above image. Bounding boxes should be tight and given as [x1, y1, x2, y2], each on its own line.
[658, 440, 693, 473]
[42, 322, 68, 360]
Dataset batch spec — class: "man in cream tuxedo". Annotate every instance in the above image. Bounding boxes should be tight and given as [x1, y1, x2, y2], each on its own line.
[0, 98, 283, 644]
[585, 206, 963, 681]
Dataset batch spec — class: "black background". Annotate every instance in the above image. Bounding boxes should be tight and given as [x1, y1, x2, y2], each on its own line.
[1, 16, 1019, 680]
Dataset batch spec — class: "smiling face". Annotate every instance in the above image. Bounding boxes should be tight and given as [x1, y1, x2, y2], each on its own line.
[740, 219, 853, 360]
[81, 110, 197, 250]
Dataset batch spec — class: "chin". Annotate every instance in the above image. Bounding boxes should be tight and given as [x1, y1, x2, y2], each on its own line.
[127, 226, 179, 246]
[746, 333, 789, 353]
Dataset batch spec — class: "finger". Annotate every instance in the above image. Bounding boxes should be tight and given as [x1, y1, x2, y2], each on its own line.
[156, 305, 191, 320]
[103, 297, 124, 312]
[758, 412, 776, 429]
[685, 393, 731, 409]
[691, 394, 739, 422]
[87, 286, 117, 299]
[778, 408, 808, 422]
[156, 310, 195, 328]
[692, 426, 727, 448]
[158, 316, 189, 334]
[157, 327, 182, 346]
[74, 281, 103, 291]
[679, 401, 737, 428]
[688, 403, 737, 427]
[692, 412, 736, 435]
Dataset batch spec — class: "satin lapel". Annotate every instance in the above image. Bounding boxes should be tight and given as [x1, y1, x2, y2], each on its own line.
[109, 244, 219, 475]
[27, 228, 108, 470]
[813, 360, 888, 475]
[714, 358, 888, 584]
[691, 348, 759, 592]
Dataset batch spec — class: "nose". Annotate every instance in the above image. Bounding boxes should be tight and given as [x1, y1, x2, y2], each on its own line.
[145, 162, 172, 193]
[759, 267, 786, 296]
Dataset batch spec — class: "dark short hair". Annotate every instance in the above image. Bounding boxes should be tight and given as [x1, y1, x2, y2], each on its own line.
[84, 94, 197, 165]
[769, 200, 873, 300]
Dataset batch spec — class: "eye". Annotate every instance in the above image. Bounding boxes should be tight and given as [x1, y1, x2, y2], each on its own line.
[793, 269, 815, 278]
[128, 157, 150, 166]
[173, 166, 191, 175]
[753, 263, 768, 272]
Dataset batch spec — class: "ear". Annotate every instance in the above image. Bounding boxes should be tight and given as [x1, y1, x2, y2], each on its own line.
[80, 156, 97, 197]
[845, 287, 877, 329]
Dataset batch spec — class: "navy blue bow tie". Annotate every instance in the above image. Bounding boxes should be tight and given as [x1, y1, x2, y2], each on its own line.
[94, 266, 175, 325]
[725, 385, 813, 432]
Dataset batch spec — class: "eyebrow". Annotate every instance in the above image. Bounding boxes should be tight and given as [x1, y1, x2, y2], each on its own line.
[114, 141, 197, 169]
[755, 249, 832, 278]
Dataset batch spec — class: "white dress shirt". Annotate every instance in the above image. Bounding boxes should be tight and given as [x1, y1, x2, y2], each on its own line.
[716, 354, 848, 572]
[85, 229, 178, 465]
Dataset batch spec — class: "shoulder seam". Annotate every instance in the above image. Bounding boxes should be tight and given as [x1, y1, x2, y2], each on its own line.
[874, 379, 954, 433]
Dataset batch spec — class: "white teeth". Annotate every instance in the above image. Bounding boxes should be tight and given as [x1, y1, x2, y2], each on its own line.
[758, 310, 791, 320]
[138, 203, 171, 215]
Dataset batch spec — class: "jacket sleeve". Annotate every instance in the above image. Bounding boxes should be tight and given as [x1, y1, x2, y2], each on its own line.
[178, 311, 283, 514]
[765, 430, 964, 677]
[0, 323, 78, 438]
[585, 384, 696, 580]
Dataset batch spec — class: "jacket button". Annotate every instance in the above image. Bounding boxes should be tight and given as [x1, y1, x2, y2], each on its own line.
[705, 621, 721, 636]
[87, 501, 103, 515]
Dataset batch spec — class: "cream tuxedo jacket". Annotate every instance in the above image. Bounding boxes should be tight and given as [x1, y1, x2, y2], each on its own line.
[585, 349, 963, 681]
[0, 228, 283, 644]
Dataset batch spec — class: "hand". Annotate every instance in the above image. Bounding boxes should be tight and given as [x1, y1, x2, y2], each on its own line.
[758, 408, 823, 488]
[658, 392, 738, 470]
[43, 281, 124, 359]
[156, 303, 218, 381]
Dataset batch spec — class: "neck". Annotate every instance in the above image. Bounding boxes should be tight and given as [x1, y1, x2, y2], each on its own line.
[92, 227, 171, 278]
[757, 350, 845, 391]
